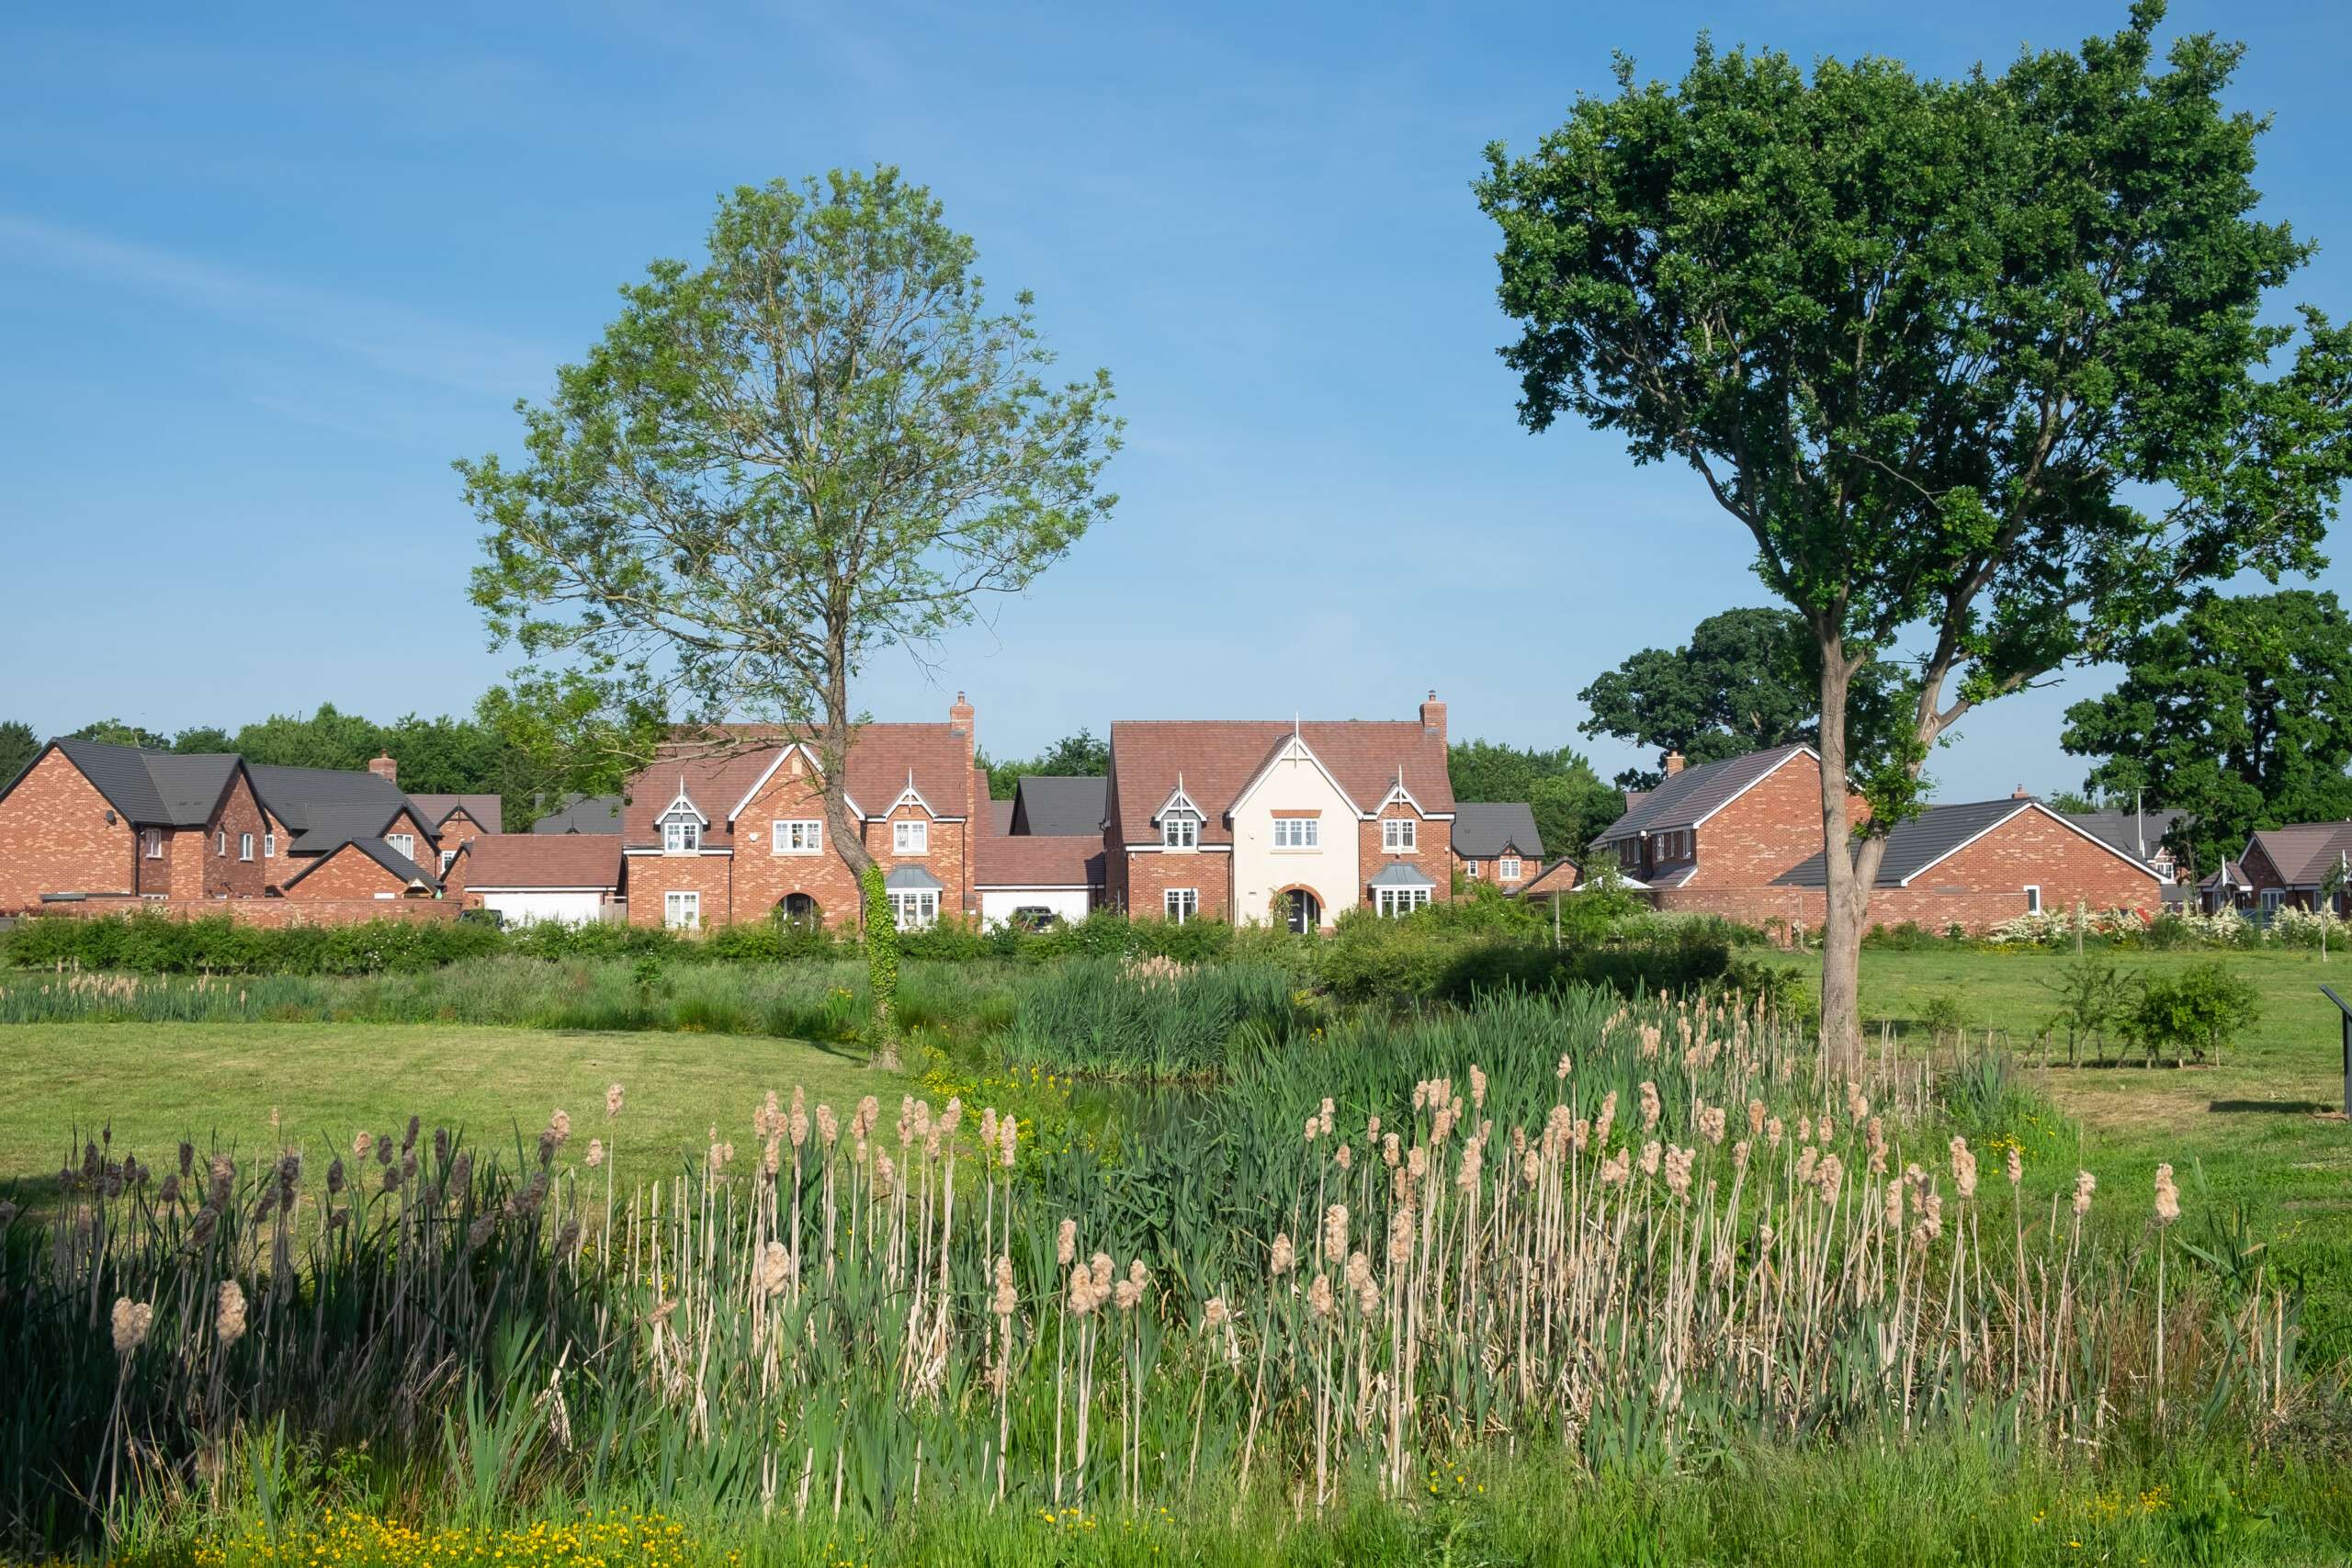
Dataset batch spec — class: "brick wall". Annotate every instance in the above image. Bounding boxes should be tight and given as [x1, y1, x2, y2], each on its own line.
[1123, 849, 1230, 922]
[281, 845, 428, 902]
[207, 772, 270, 899]
[623, 852, 725, 929]
[1456, 851, 1535, 888]
[0, 749, 139, 911]
[1686, 755, 1838, 888]
[35, 897, 461, 927]
[1361, 805, 1452, 905]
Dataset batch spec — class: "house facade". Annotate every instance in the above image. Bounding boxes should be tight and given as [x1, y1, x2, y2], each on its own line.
[1452, 802, 1544, 889]
[617, 697, 982, 932]
[2233, 823, 2352, 915]
[1101, 694, 1455, 929]
[1589, 746, 2161, 935]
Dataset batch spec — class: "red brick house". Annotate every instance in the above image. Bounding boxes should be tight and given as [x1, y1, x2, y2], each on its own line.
[618, 696, 982, 932]
[0, 737, 448, 916]
[1101, 694, 1455, 930]
[1510, 857, 1584, 898]
[0, 739, 272, 911]
[277, 837, 440, 901]
[1589, 745, 2160, 934]
[405, 783, 503, 874]
[1773, 797, 2164, 931]
[2232, 823, 2352, 915]
[445, 833, 624, 925]
[1452, 802, 1544, 889]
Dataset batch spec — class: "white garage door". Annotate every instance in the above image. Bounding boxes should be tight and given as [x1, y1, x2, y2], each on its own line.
[979, 888, 1092, 928]
[481, 891, 607, 927]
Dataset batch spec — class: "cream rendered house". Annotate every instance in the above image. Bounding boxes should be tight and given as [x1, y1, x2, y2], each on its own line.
[1228, 733, 1361, 931]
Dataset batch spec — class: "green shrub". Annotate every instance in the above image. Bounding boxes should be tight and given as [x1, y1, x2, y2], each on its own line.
[2127, 961, 2261, 1066]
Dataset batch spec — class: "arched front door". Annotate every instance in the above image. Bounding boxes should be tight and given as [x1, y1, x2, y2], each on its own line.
[1285, 889, 1321, 934]
[779, 892, 821, 930]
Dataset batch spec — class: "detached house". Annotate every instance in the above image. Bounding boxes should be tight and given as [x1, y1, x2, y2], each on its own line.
[1453, 803, 1544, 888]
[618, 696, 983, 932]
[2233, 823, 2352, 915]
[1775, 797, 2163, 928]
[1101, 694, 1455, 930]
[0, 738, 444, 916]
[1589, 744, 1832, 917]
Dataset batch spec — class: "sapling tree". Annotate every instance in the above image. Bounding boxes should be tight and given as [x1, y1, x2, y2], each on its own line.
[460, 168, 1121, 899]
[1480, 6, 2352, 1067]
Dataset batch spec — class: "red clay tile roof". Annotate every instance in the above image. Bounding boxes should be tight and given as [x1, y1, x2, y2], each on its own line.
[2245, 822, 2352, 886]
[621, 726, 972, 848]
[458, 833, 623, 890]
[1106, 719, 1453, 846]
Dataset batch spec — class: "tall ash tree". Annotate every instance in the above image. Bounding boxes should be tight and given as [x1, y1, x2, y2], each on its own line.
[460, 169, 1121, 890]
[1479, 6, 2352, 1066]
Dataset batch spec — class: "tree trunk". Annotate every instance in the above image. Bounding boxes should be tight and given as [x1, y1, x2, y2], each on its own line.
[1813, 637, 1887, 1079]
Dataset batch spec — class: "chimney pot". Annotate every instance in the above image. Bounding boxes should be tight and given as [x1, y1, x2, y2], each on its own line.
[1664, 750, 1684, 777]
[368, 753, 397, 786]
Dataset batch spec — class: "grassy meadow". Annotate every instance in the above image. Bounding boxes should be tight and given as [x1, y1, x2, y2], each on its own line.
[3, 939, 2350, 1564]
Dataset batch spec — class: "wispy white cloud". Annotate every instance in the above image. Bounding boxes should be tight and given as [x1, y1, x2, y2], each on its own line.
[0, 211, 559, 397]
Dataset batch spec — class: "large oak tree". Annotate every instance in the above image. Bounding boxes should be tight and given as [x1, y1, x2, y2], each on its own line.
[2064, 589, 2352, 874]
[1479, 6, 2352, 1066]
[459, 169, 1120, 887]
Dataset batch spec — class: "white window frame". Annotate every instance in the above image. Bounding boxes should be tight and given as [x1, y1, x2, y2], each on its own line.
[1161, 813, 1198, 849]
[262, 831, 276, 859]
[888, 889, 939, 930]
[2260, 888, 2284, 914]
[772, 818, 823, 855]
[216, 830, 227, 857]
[1500, 855, 1521, 881]
[439, 848, 458, 874]
[239, 832, 254, 862]
[1463, 859, 1479, 879]
[142, 828, 163, 859]
[663, 889, 701, 930]
[1272, 817, 1319, 850]
[1381, 818, 1417, 852]
[386, 832, 416, 861]
[893, 819, 929, 855]
[1375, 886, 1431, 918]
[1164, 887, 1198, 924]
[662, 817, 699, 854]
[2023, 885, 2041, 914]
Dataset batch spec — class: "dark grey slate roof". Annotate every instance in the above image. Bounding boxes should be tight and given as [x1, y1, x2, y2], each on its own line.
[248, 763, 421, 850]
[532, 795, 625, 833]
[1593, 744, 1813, 847]
[277, 836, 438, 892]
[1368, 861, 1436, 887]
[1010, 775, 1108, 836]
[884, 864, 945, 892]
[1773, 799, 2138, 888]
[2064, 808, 2184, 864]
[1452, 802, 1544, 859]
[45, 739, 244, 828]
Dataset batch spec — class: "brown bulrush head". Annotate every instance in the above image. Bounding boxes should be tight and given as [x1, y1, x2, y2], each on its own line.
[549, 1110, 571, 1146]
[1640, 1140, 1662, 1179]
[1595, 1091, 1618, 1146]
[757, 1241, 791, 1298]
[992, 1256, 1016, 1317]
[1951, 1137, 1978, 1201]
[353, 1131, 373, 1160]
[1697, 1105, 1726, 1146]
[2007, 1146, 2024, 1187]
[2154, 1164, 2181, 1225]
[1322, 1204, 1349, 1262]
[606, 1082, 625, 1119]
[110, 1297, 153, 1357]
[214, 1280, 246, 1348]
[585, 1139, 605, 1169]
[999, 1117, 1018, 1168]
[1814, 1152, 1844, 1204]
[1747, 1099, 1767, 1136]
[1306, 1272, 1336, 1320]
[1638, 1080, 1661, 1131]
[1270, 1233, 1296, 1279]
[817, 1104, 840, 1146]
[2074, 1170, 2098, 1219]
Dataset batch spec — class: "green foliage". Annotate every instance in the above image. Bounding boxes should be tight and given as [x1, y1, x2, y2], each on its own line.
[1479, 9, 2352, 1048]
[0, 719, 34, 784]
[69, 717, 170, 749]
[1579, 607, 1905, 789]
[0, 912, 507, 976]
[2129, 961, 2263, 1066]
[980, 728, 1109, 798]
[2064, 589, 2352, 878]
[1001, 957, 1300, 1079]
[459, 169, 1121, 847]
[1446, 739, 1623, 858]
[2041, 950, 2133, 1065]
[862, 866, 899, 1033]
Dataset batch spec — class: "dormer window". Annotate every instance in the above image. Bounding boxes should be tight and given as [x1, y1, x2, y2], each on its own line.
[1162, 812, 1199, 849]
[663, 818, 700, 854]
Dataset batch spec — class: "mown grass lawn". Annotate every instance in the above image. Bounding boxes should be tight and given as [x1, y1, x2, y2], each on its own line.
[0, 1022, 914, 1196]
[1773, 944, 2352, 1352]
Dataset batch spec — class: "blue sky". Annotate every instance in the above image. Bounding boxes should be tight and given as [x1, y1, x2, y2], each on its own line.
[4, 1, 2347, 798]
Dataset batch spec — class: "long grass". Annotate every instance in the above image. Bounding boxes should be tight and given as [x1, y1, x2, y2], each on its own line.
[3, 987, 2328, 1562]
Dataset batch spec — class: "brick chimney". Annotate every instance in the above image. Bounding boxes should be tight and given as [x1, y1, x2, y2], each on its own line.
[1664, 750, 1684, 777]
[368, 753, 397, 786]
[2012, 784, 2030, 800]
[1419, 690, 1446, 742]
